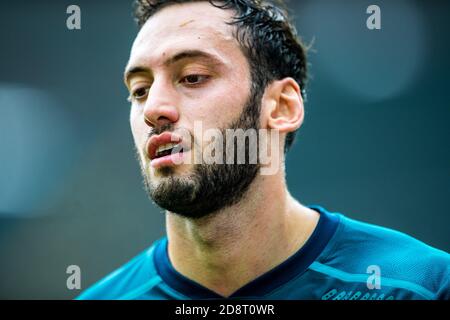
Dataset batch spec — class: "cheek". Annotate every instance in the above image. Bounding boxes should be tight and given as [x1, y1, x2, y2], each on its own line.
[129, 106, 145, 148]
[183, 81, 248, 130]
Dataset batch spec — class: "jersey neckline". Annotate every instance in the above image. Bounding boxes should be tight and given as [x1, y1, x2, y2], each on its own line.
[153, 205, 340, 299]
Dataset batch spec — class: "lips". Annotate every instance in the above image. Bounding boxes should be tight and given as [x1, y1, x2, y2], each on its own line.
[146, 132, 182, 160]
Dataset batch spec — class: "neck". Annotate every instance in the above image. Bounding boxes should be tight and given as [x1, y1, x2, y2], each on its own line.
[165, 171, 319, 297]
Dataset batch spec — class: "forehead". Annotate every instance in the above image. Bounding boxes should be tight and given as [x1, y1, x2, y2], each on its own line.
[128, 2, 243, 69]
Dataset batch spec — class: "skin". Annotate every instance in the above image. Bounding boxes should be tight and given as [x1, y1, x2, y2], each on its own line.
[124, 2, 320, 297]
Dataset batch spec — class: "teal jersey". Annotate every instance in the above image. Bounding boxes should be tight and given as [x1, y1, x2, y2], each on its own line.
[76, 205, 450, 300]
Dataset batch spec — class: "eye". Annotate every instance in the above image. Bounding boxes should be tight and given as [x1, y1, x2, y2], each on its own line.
[130, 86, 149, 101]
[180, 74, 209, 85]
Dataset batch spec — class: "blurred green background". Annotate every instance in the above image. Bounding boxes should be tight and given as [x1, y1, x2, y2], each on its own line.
[0, 0, 448, 299]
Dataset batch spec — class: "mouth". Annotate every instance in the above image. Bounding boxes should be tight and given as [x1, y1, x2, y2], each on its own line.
[146, 132, 190, 168]
[154, 142, 183, 159]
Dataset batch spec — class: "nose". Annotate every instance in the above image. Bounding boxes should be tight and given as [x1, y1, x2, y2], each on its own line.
[143, 78, 179, 128]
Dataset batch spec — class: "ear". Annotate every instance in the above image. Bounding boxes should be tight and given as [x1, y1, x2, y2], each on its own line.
[264, 78, 304, 134]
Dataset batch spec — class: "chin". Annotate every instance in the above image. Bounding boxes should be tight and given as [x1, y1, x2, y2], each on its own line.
[151, 162, 194, 178]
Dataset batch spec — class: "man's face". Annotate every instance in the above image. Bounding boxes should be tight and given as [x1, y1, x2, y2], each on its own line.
[125, 2, 262, 218]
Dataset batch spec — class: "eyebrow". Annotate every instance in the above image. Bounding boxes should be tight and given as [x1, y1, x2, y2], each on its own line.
[124, 50, 224, 84]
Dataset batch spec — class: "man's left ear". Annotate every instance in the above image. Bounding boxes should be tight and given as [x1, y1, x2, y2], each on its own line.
[264, 78, 304, 133]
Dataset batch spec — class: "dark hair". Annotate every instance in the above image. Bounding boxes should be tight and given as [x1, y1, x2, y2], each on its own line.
[133, 0, 308, 153]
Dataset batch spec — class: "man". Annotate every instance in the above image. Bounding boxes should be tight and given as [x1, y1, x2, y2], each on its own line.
[77, 0, 449, 300]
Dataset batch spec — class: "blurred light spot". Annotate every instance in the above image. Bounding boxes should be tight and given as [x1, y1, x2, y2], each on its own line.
[299, 0, 426, 102]
[0, 84, 77, 217]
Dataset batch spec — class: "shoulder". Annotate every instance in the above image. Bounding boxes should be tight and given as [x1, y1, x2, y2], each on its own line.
[316, 210, 450, 300]
[76, 239, 163, 300]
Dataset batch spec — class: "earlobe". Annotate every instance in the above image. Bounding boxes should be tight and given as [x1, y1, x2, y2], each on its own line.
[267, 78, 304, 133]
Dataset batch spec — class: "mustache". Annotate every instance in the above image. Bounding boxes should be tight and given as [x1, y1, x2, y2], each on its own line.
[148, 123, 175, 138]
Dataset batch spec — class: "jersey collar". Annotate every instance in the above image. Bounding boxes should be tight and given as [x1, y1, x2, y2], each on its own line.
[154, 205, 339, 299]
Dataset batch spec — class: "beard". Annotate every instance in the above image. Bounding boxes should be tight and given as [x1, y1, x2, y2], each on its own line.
[136, 87, 262, 219]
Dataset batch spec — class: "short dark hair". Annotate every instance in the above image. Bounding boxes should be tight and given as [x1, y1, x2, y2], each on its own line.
[133, 0, 308, 153]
